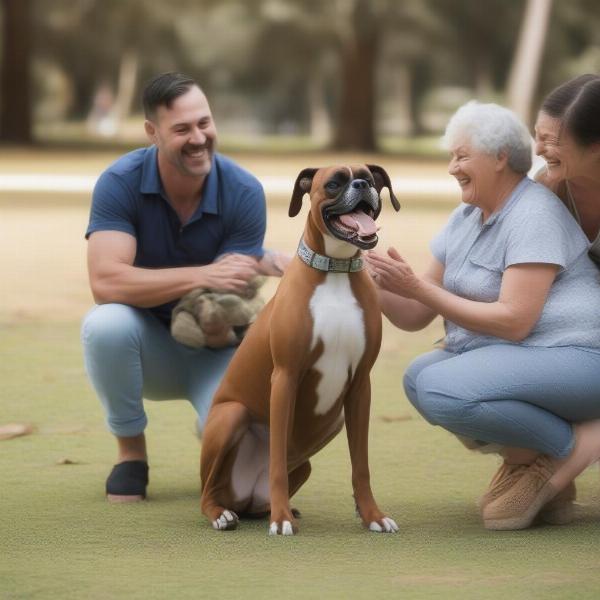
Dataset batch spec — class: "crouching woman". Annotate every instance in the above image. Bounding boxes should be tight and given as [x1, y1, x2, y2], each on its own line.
[366, 101, 600, 530]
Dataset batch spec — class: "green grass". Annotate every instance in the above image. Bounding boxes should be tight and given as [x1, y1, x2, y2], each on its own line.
[2, 161, 599, 598]
[3, 320, 600, 600]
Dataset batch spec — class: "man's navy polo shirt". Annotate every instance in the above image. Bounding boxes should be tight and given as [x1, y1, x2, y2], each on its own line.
[86, 146, 266, 325]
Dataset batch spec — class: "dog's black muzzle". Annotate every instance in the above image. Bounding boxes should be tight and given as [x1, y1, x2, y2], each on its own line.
[322, 179, 381, 249]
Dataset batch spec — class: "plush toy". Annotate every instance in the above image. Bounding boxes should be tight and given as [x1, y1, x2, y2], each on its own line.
[171, 277, 266, 349]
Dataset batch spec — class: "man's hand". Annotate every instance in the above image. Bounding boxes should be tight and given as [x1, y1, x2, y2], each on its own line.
[201, 254, 261, 293]
[256, 250, 292, 277]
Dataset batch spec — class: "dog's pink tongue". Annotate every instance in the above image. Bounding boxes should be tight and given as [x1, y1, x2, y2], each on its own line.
[339, 211, 379, 236]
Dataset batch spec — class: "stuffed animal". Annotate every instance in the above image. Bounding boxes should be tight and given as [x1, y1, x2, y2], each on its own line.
[171, 277, 266, 349]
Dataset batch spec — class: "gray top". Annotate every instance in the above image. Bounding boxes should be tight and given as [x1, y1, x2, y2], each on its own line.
[430, 177, 600, 353]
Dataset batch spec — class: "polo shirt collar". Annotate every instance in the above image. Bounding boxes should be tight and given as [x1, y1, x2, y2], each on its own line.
[140, 145, 162, 194]
[484, 176, 531, 227]
[140, 145, 220, 216]
[200, 159, 219, 215]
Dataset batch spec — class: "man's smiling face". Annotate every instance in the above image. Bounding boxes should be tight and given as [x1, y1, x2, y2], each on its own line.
[146, 85, 217, 179]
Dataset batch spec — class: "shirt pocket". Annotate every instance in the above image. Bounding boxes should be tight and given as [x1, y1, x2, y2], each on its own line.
[458, 254, 504, 302]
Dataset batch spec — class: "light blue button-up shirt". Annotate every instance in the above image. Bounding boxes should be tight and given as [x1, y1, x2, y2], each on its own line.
[431, 177, 600, 352]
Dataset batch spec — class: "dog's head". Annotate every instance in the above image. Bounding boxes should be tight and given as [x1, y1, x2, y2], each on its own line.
[289, 164, 400, 250]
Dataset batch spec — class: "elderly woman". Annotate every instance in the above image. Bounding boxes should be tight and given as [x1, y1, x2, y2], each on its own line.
[366, 101, 600, 531]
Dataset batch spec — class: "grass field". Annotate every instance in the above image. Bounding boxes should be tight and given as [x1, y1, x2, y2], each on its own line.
[2, 152, 600, 599]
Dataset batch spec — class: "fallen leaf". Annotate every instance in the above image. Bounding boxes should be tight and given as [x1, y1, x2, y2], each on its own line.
[0, 423, 35, 440]
[379, 414, 412, 423]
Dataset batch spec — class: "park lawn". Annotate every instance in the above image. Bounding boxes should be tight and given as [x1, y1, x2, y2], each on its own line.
[2, 179, 600, 599]
[2, 319, 600, 600]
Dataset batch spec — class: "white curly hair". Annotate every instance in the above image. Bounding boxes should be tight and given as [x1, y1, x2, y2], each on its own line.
[442, 101, 533, 174]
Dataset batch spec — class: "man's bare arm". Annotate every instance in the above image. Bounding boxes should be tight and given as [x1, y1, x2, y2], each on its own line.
[87, 231, 259, 307]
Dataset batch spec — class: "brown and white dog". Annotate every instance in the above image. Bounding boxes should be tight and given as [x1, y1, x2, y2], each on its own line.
[200, 164, 400, 535]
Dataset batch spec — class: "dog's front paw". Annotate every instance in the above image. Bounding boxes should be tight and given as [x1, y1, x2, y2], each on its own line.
[268, 510, 298, 536]
[212, 509, 239, 531]
[368, 516, 399, 533]
[269, 520, 295, 535]
[355, 498, 399, 533]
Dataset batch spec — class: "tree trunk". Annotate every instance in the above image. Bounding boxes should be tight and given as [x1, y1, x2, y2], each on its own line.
[506, 0, 553, 125]
[308, 65, 332, 145]
[113, 50, 138, 126]
[408, 60, 429, 137]
[0, 0, 32, 143]
[332, 0, 379, 151]
[393, 64, 412, 136]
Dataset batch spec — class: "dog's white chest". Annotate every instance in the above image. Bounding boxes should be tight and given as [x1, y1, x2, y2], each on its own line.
[309, 274, 366, 415]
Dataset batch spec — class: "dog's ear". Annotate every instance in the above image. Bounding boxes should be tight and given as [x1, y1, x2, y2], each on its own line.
[289, 168, 318, 217]
[367, 164, 400, 212]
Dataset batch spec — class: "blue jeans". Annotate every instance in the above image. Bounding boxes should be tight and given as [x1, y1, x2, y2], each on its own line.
[403, 345, 600, 458]
[81, 304, 236, 437]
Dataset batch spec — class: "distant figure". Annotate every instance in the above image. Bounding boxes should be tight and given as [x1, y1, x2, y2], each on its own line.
[86, 83, 117, 137]
[81, 72, 286, 503]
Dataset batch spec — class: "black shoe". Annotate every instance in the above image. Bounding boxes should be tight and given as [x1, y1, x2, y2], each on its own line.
[105, 460, 149, 503]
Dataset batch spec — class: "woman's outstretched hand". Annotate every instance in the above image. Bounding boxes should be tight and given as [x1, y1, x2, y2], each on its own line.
[365, 247, 422, 299]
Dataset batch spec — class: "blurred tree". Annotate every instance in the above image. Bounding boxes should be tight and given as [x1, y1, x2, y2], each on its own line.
[332, 0, 380, 150]
[237, 0, 337, 140]
[34, 1, 191, 124]
[428, 0, 524, 96]
[379, 2, 444, 136]
[240, 0, 443, 149]
[507, 0, 553, 124]
[8, 0, 599, 147]
[537, 0, 600, 99]
[0, 0, 33, 143]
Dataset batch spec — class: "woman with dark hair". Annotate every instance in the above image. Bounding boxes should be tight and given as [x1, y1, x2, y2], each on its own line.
[535, 74, 600, 260]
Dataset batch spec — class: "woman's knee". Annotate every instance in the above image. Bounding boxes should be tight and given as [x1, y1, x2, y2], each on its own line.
[415, 368, 472, 426]
[81, 303, 145, 351]
[402, 361, 421, 409]
[403, 351, 451, 413]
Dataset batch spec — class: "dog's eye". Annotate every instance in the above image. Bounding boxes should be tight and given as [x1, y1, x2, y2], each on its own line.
[325, 181, 340, 191]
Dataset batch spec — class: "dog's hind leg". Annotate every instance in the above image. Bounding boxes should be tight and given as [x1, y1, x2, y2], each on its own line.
[285, 460, 312, 519]
[200, 401, 250, 530]
[289, 460, 311, 498]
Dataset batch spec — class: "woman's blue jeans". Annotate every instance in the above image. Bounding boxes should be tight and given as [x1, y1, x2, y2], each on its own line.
[81, 303, 236, 437]
[403, 344, 600, 458]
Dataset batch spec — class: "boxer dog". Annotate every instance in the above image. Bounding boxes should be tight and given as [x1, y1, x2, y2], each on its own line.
[200, 164, 400, 535]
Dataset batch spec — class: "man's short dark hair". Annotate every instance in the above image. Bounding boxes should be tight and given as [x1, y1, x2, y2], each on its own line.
[142, 72, 200, 120]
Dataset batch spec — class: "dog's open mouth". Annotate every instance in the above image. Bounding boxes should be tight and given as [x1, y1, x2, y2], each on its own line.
[324, 200, 380, 249]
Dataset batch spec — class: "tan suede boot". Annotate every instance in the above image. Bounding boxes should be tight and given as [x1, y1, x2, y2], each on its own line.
[482, 455, 562, 530]
[478, 461, 576, 525]
[477, 462, 529, 511]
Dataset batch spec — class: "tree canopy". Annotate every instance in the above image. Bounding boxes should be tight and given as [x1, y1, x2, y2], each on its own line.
[1, 0, 599, 148]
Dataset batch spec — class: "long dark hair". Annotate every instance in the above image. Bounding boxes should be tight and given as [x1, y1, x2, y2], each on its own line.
[541, 74, 600, 147]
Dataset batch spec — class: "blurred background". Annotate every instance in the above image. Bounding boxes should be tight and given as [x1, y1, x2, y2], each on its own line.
[1, 0, 599, 152]
[0, 0, 599, 324]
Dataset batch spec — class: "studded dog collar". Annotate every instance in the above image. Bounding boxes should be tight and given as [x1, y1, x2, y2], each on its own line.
[297, 239, 363, 273]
